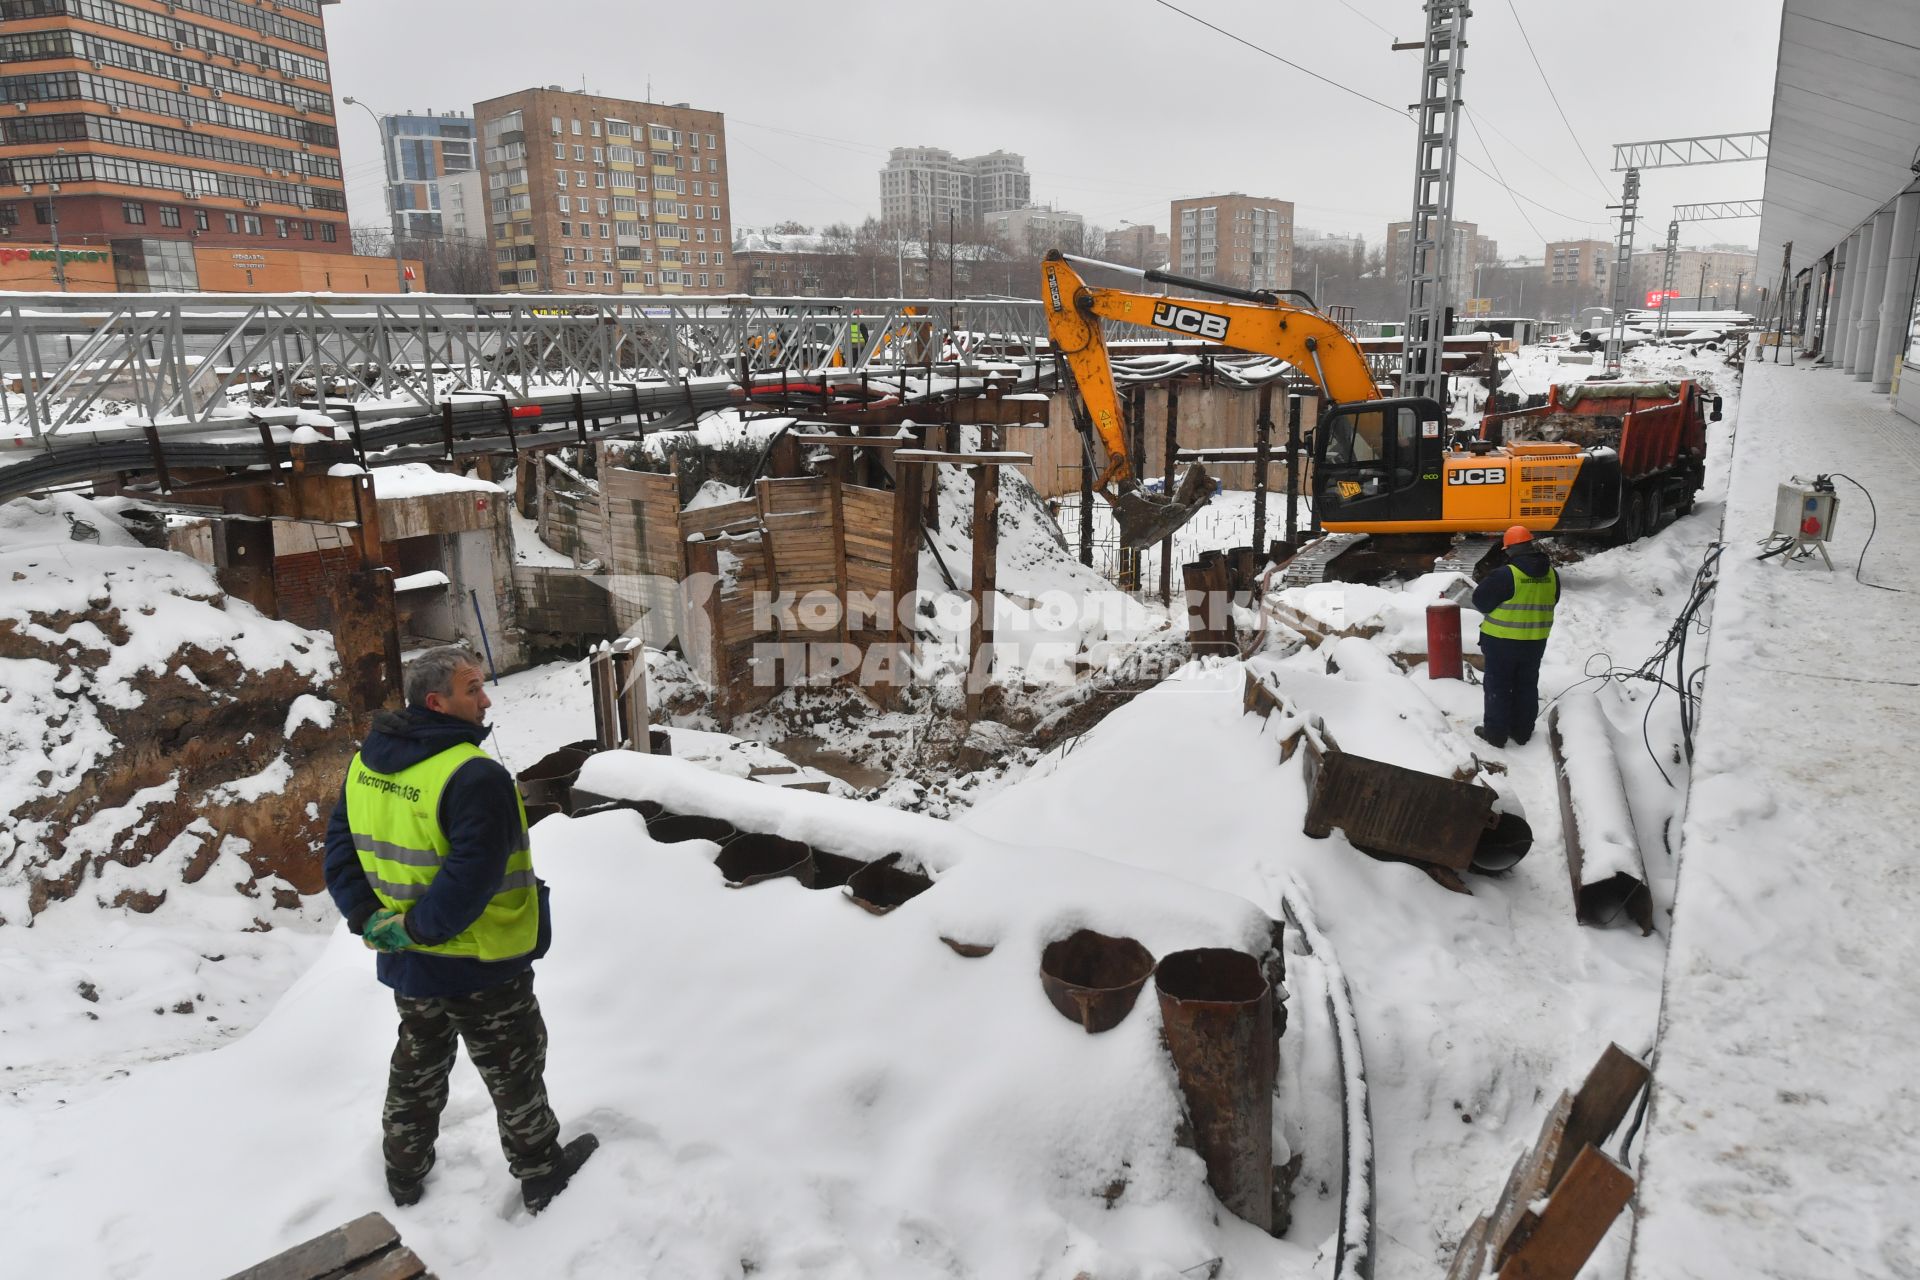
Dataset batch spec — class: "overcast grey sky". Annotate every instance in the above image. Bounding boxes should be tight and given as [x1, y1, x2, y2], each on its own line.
[325, 0, 1784, 258]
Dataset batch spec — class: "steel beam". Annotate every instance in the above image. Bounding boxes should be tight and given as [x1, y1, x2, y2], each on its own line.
[1611, 133, 1769, 171]
[1669, 200, 1762, 222]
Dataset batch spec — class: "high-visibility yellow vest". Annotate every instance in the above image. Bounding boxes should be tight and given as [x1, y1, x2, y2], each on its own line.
[346, 743, 537, 962]
[1481, 564, 1558, 641]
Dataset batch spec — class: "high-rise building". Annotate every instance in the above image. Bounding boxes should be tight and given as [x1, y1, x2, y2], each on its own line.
[879, 147, 1030, 229]
[1171, 193, 1294, 291]
[0, 0, 380, 292]
[1545, 239, 1612, 291]
[1385, 219, 1485, 292]
[969, 151, 1031, 217]
[475, 89, 730, 296]
[379, 110, 477, 239]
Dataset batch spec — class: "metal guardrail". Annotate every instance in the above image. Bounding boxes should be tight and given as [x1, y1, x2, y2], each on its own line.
[0, 293, 1060, 441]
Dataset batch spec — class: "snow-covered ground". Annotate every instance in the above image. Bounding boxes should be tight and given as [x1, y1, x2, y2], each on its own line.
[1629, 357, 1920, 1279]
[2, 341, 1803, 1279]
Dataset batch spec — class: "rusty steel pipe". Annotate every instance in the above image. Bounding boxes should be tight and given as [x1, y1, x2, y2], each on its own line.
[515, 745, 593, 812]
[1039, 929, 1156, 1034]
[1155, 947, 1276, 1233]
[646, 814, 739, 846]
[846, 854, 932, 914]
[715, 833, 816, 887]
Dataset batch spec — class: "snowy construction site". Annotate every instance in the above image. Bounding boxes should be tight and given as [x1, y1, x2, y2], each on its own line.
[4, 3, 1919, 1279]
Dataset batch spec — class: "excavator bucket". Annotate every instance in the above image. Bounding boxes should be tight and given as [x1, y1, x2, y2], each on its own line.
[1111, 463, 1215, 549]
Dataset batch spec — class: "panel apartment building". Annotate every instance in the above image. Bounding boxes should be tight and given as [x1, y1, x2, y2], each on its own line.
[380, 109, 477, 239]
[476, 88, 730, 296]
[0, 0, 409, 293]
[1171, 193, 1294, 292]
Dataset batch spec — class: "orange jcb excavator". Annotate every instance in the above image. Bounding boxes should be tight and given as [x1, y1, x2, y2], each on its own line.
[1041, 251, 1645, 553]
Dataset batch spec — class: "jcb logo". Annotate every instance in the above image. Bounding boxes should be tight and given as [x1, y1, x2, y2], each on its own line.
[1151, 303, 1229, 341]
[1448, 467, 1507, 486]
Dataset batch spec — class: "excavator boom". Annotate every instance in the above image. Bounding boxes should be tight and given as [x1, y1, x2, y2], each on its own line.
[1041, 251, 1389, 548]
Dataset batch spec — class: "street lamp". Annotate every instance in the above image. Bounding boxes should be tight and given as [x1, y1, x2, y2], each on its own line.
[22, 144, 68, 292]
[21, 180, 67, 293]
[341, 96, 410, 293]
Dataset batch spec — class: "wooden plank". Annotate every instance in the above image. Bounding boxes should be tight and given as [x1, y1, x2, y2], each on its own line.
[893, 449, 1034, 465]
[967, 463, 998, 720]
[1486, 1091, 1574, 1264]
[829, 475, 844, 644]
[755, 479, 783, 643]
[890, 460, 925, 646]
[684, 538, 732, 714]
[1444, 1213, 1494, 1280]
[786, 435, 920, 448]
[340, 1245, 430, 1280]
[223, 1212, 400, 1280]
[1552, 1044, 1651, 1189]
[1496, 1146, 1634, 1280]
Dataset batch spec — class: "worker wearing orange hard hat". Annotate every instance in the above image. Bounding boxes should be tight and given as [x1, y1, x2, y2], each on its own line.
[1470, 526, 1560, 748]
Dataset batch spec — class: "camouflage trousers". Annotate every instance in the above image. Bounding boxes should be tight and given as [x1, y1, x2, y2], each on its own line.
[384, 970, 563, 1184]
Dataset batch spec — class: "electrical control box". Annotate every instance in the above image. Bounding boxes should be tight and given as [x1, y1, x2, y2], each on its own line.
[1774, 481, 1840, 543]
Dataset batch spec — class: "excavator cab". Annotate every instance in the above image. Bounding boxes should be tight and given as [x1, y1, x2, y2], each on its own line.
[1313, 397, 1449, 526]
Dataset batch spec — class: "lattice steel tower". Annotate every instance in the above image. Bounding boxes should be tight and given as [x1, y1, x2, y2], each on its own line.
[1399, 0, 1470, 405]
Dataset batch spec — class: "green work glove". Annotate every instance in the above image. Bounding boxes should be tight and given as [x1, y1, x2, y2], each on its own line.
[362, 908, 414, 954]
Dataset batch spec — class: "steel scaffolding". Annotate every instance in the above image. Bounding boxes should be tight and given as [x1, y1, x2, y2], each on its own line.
[1398, 0, 1470, 405]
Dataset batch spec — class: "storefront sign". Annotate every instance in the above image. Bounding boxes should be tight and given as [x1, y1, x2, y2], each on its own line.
[0, 247, 109, 266]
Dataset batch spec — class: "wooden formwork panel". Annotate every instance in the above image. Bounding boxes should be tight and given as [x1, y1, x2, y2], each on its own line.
[680, 498, 759, 541]
[512, 566, 612, 635]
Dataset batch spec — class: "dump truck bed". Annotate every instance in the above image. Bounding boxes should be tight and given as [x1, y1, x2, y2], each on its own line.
[1493, 380, 1707, 483]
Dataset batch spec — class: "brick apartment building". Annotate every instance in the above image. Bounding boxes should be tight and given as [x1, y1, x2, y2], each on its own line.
[475, 87, 730, 296]
[1171, 193, 1294, 291]
[1545, 239, 1612, 292]
[1104, 222, 1168, 269]
[0, 0, 411, 292]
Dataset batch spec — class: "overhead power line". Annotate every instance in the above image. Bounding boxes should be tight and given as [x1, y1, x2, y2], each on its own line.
[1147, 0, 1605, 239]
[1465, 110, 1549, 246]
[1335, 0, 1399, 39]
[1461, 107, 1606, 229]
[1149, 0, 1410, 117]
[1502, 0, 1615, 199]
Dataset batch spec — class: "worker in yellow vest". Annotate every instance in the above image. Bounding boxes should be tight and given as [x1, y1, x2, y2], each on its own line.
[324, 645, 596, 1214]
[1471, 526, 1560, 748]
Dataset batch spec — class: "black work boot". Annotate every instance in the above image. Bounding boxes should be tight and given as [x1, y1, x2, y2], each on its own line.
[387, 1170, 427, 1208]
[1473, 725, 1507, 748]
[522, 1133, 599, 1215]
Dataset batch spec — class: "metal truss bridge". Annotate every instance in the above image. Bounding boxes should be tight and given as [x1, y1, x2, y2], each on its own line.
[0, 292, 1072, 442]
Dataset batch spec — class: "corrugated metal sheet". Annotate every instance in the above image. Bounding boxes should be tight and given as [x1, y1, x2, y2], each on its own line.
[1758, 1, 1920, 267]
